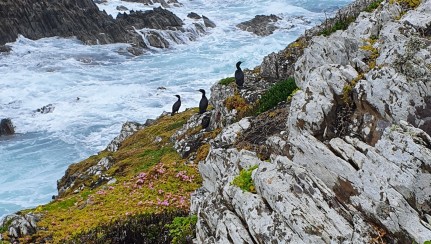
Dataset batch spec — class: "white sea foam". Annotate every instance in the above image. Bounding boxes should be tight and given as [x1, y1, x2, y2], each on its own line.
[0, 0, 352, 218]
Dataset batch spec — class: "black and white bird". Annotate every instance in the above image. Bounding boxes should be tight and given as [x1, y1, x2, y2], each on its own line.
[198, 89, 208, 114]
[235, 61, 244, 88]
[171, 95, 181, 116]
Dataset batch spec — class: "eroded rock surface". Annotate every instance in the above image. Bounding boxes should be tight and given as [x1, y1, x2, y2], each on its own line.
[192, 0, 431, 243]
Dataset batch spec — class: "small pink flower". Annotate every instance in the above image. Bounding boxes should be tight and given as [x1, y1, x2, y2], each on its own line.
[148, 182, 154, 190]
[158, 189, 164, 194]
[96, 190, 106, 195]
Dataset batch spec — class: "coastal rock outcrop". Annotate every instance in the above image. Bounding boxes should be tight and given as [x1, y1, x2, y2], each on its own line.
[0, 213, 40, 241]
[0, 118, 14, 136]
[192, 0, 431, 243]
[0, 0, 145, 50]
[236, 14, 280, 36]
[117, 7, 211, 48]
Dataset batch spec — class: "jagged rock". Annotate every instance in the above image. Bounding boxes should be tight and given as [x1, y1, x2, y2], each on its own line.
[212, 118, 250, 148]
[257, 0, 376, 81]
[0, 0, 145, 50]
[106, 121, 145, 152]
[0, 45, 11, 53]
[193, 0, 431, 242]
[116, 8, 207, 48]
[116, 8, 183, 30]
[188, 12, 201, 19]
[121, 0, 181, 8]
[0, 213, 40, 240]
[0, 118, 14, 136]
[202, 16, 216, 28]
[236, 14, 280, 36]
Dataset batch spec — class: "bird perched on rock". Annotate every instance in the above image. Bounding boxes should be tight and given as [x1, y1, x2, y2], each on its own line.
[198, 89, 208, 114]
[235, 61, 244, 88]
[171, 95, 181, 116]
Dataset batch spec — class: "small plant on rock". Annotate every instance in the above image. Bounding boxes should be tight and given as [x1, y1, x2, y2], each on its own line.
[256, 77, 298, 114]
[232, 165, 259, 193]
[166, 215, 198, 244]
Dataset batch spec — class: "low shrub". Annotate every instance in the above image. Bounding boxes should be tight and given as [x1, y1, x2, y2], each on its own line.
[166, 215, 198, 244]
[320, 16, 356, 36]
[232, 165, 259, 193]
[256, 78, 298, 114]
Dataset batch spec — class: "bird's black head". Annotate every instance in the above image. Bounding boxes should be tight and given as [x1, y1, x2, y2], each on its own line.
[175, 95, 180, 99]
[236, 61, 242, 69]
[198, 89, 206, 95]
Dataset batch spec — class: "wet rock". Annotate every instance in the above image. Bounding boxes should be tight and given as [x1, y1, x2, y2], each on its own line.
[0, 45, 11, 53]
[0, 118, 14, 136]
[121, 0, 181, 8]
[0, 0, 146, 50]
[188, 12, 201, 19]
[202, 16, 216, 28]
[237, 14, 280, 36]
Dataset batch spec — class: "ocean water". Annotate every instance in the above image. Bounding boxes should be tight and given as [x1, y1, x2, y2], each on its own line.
[0, 0, 352, 218]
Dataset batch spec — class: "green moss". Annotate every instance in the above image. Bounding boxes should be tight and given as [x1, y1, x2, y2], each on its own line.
[256, 78, 298, 114]
[390, 0, 421, 8]
[41, 197, 77, 212]
[232, 165, 259, 193]
[424, 241, 431, 244]
[365, 0, 384, 12]
[287, 88, 301, 102]
[219, 77, 236, 86]
[166, 215, 198, 244]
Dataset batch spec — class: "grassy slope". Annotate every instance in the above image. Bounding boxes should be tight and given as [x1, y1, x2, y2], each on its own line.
[9, 108, 202, 242]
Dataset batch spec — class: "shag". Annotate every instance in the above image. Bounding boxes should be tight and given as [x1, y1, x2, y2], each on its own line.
[198, 89, 208, 114]
[235, 61, 244, 88]
[171, 95, 181, 116]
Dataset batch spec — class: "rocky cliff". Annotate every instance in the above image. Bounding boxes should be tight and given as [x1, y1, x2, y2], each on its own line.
[190, 0, 431, 243]
[0, 0, 212, 53]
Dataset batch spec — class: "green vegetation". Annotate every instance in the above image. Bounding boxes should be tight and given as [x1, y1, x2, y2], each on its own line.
[343, 73, 364, 104]
[424, 241, 431, 244]
[67, 211, 189, 243]
[219, 77, 236, 86]
[287, 87, 301, 102]
[0, 109, 203, 243]
[320, 16, 356, 36]
[365, 0, 384, 12]
[256, 78, 298, 114]
[232, 165, 259, 193]
[166, 215, 198, 244]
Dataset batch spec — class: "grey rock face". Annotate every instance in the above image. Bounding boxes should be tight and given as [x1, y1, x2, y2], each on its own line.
[0, 213, 40, 240]
[236, 14, 280, 36]
[192, 0, 431, 243]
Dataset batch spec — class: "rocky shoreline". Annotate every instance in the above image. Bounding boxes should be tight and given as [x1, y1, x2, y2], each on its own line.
[1, 0, 431, 242]
[0, 0, 215, 54]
